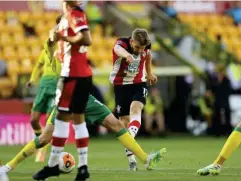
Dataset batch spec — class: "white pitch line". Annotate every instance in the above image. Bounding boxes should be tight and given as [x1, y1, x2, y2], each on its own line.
[8, 168, 241, 176]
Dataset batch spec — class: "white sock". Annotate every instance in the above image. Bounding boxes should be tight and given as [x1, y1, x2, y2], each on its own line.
[0, 165, 11, 173]
[48, 119, 69, 167]
[128, 114, 141, 137]
[125, 149, 137, 163]
[73, 122, 89, 168]
[48, 146, 64, 167]
[125, 114, 142, 163]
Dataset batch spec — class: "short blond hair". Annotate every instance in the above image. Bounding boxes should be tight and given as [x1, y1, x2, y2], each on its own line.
[132, 28, 151, 46]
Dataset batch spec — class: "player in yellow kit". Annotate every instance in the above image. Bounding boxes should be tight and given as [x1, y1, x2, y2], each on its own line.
[197, 125, 241, 176]
[27, 35, 61, 162]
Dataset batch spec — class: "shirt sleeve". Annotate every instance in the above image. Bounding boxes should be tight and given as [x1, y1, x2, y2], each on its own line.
[43, 40, 56, 63]
[146, 43, 152, 55]
[38, 50, 45, 64]
[70, 10, 89, 33]
[30, 50, 45, 83]
[114, 39, 128, 49]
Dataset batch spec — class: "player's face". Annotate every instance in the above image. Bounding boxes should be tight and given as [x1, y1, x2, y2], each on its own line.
[130, 39, 146, 55]
[62, 0, 78, 12]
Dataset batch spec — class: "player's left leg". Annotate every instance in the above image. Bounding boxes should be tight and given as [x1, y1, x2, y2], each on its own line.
[197, 122, 241, 176]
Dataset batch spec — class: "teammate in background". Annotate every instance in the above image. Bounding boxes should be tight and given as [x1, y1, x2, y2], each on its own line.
[110, 28, 157, 171]
[48, 1, 93, 180]
[197, 123, 241, 176]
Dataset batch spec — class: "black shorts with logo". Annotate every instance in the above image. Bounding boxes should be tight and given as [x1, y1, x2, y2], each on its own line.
[114, 82, 148, 117]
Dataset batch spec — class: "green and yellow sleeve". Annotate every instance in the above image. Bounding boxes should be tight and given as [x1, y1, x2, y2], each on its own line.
[29, 50, 45, 83]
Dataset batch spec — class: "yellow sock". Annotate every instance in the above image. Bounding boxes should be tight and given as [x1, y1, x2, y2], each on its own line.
[7, 140, 37, 169]
[34, 129, 42, 137]
[116, 128, 148, 163]
[214, 127, 241, 166]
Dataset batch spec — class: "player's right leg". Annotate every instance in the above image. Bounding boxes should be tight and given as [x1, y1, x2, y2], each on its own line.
[31, 87, 51, 136]
[30, 111, 42, 136]
[31, 87, 51, 162]
[126, 101, 144, 171]
[124, 83, 148, 170]
[35, 92, 57, 163]
[197, 121, 241, 176]
[103, 113, 167, 170]
[69, 77, 92, 181]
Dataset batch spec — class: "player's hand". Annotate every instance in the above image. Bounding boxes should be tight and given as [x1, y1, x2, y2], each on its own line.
[26, 81, 34, 88]
[147, 73, 157, 85]
[54, 32, 64, 41]
[126, 55, 134, 64]
[49, 29, 60, 42]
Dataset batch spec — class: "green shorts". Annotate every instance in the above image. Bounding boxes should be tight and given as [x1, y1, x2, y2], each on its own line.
[32, 86, 56, 114]
[47, 95, 111, 125]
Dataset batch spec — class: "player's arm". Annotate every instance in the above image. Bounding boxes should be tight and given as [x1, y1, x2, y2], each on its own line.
[145, 50, 157, 85]
[114, 45, 133, 63]
[58, 30, 91, 46]
[28, 51, 44, 86]
[44, 39, 57, 64]
[55, 11, 91, 46]
[145, 51, 152, 76]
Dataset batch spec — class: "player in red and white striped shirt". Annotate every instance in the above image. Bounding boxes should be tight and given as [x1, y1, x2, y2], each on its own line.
[47, 1, 92, 181]
[110, 28, 157, 171]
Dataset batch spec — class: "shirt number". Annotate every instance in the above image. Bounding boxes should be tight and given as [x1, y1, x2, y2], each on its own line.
[143, 88, 148, 98]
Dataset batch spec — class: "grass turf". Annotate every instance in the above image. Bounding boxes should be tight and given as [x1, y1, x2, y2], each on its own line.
[1, 136, 241, 181]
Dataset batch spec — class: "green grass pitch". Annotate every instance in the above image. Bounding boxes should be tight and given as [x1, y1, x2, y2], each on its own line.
[1, 136, 241, 181]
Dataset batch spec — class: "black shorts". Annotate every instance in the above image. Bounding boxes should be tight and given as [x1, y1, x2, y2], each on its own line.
[57, 76, 92, 114]
[114, 82, 148, 117]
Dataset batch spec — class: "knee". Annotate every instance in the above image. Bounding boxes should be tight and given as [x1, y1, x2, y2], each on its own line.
[130, 104, 143, 115]
[120, 117, 129, 128]
[111, 120, 124, 133]
[56, 111, 71, 121]
[106, 116, 125, 133]
[236, 122, 241, 128]
[30, 119, 39, 127]
[38, 134, 52, 146]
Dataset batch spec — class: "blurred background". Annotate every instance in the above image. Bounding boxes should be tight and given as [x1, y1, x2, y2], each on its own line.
[1, 0, 241, 145]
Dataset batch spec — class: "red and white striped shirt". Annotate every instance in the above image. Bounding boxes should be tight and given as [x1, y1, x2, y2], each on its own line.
[57, 6, 92, 77]
[109, 37, 151, 85]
